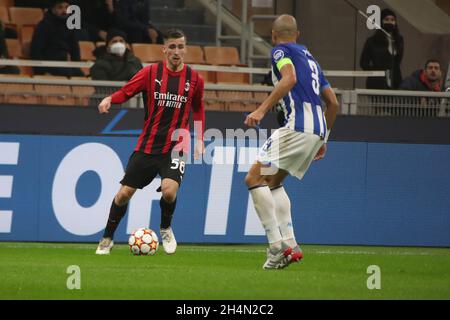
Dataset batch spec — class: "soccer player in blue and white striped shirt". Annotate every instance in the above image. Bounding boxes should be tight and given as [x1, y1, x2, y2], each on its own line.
[245, 14, 339, 270]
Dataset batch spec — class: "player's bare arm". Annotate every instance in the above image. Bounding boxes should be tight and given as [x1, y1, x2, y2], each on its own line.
[245, 64, 296, 127]
[314, 87, 339, 161]
[322, 86, 339, 131]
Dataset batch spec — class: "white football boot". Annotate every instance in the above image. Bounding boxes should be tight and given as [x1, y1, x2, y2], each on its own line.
[95, 237, 114, 255]
[262, 248, 287, 270]
[160, 227, 177, 254]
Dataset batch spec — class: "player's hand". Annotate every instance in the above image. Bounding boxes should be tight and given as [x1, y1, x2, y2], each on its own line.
[98, 96, 112, 114]
[314, 144, 327, 161]
[244, 109, 264, 128]
[194, 140, 205, 160]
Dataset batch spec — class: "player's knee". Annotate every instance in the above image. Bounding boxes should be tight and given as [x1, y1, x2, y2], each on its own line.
[161, 186, 177, 203]
[116, 188, 135, 205]
[245, 172, 258, 187]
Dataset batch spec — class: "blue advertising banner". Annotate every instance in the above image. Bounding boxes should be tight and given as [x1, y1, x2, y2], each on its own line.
[0, 134, 449, 246]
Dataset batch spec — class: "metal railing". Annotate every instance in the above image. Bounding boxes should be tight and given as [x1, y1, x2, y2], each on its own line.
[340, 89, 450, 117]
[1, 75, 448, 117]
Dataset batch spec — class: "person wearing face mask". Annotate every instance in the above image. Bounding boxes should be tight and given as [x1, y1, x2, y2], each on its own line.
[91, 29, 143, 81]
[30, 0, 84, 77]
[360, 8, 404, 90]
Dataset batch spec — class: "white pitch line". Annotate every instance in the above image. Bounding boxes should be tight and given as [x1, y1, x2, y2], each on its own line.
[0, 243, 448, 257]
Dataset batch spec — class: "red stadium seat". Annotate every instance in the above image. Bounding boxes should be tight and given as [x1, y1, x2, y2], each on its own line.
[204, 46, 242, 66]
[184, 45, 205, 64]
[8, 7, 43, 27]
[131, 43, 163, 63]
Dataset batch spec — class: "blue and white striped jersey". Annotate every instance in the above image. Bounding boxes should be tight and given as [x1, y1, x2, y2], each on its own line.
[271, 42, 330, 138]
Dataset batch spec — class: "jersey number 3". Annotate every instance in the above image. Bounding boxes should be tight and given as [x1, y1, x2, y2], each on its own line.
[308, 60, 320, 95]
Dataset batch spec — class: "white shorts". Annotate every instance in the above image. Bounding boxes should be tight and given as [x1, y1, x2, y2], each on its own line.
[257, 127, 324, 179]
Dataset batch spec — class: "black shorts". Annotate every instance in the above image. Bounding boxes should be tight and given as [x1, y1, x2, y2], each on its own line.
[120, 151, 187, 189]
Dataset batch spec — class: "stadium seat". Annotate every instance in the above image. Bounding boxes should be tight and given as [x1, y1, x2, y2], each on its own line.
[21, 39, 31, 58]
[216, 71, 250, 84]
[204, 46, 242, 66]
[33, 75, 76, 106]
[217, 90, 253, 101]
[253, 92, 269, 103]
[197, 70, 215, 83]
[227, 102, 258, 112]
[0, 0, 14, 7]
[19, 24, 34, 43]
[184, 45, 205, 64]
[18, 65, 32, 76]
[8, 7, 43, 27]
[0, 6, 10, 23]
[0, 75, 40, 104]
[203, 90, 217, 100]
[5, 38, 23, 58]
[131, 43, 163, 63]
[70, 78, 95, 107]
[204, 101, 226, 111]
[78, 41, 96, 61]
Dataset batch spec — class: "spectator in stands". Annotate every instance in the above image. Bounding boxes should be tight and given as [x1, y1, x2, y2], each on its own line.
[360, 8, 404, 90]
[400, 60, 445, 92]
[445, 60, 450, 91]
[0, 21, 20, 74]
[71, 0, 114, 42]
[91, 29, 143, 81]
[111, 0, 163, 44]
[400, 60, 446, 117]
[30, 0, 84, 77]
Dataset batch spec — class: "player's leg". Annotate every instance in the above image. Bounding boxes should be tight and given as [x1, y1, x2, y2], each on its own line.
[96, 185, 136, 255]
[158, 151, 185, 254]
[159, 178, 179, 254]
[103, 185, 137, 238]
[265, 172, 303, 267]
[96, 151, 158, 255]
[246, 162, 282, 251]
[265, 172, 297, 249]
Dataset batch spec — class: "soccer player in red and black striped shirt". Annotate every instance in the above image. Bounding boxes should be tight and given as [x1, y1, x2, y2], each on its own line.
[95, 29, 205, 255]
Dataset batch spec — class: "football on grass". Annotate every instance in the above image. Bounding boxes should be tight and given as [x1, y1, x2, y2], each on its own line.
[128, 228, 159, 255]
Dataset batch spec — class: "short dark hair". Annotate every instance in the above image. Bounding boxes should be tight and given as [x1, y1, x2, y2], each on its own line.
[425, 59, 441, 69]
[163, 29, 186, 42]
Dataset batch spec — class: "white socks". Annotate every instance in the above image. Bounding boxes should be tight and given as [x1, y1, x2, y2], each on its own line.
[271, 186, 297, 249]
[249, 186, 282, 252]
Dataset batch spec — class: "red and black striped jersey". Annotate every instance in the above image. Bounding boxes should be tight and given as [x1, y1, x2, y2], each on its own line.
[111, 62, 205, 155]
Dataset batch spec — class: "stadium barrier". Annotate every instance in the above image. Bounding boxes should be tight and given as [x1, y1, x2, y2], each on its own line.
[0, 134, 448, 246]
[1, 75, 449, 117]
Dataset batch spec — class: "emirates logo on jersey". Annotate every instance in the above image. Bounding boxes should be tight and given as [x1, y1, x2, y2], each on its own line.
[154, 92, 188, 109]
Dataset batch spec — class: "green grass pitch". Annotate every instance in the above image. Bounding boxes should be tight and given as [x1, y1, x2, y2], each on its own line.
[0, 242, 449, 300]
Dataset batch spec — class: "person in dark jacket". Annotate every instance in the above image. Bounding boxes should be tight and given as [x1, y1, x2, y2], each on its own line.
[71, 0, 114, 42]
[0, 21, 20, 74]
[399, 60, 446, 117]
[90, 29, 143, 81]
[30, 0, 84, 77]
[360, 8, 404, 90]
[112, 0, 163, 44]
[400, 60, 445, 92]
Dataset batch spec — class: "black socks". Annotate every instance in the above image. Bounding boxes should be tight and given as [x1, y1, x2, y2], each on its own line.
[160, 197, 177, 229]
[103, 199, 128, 239]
